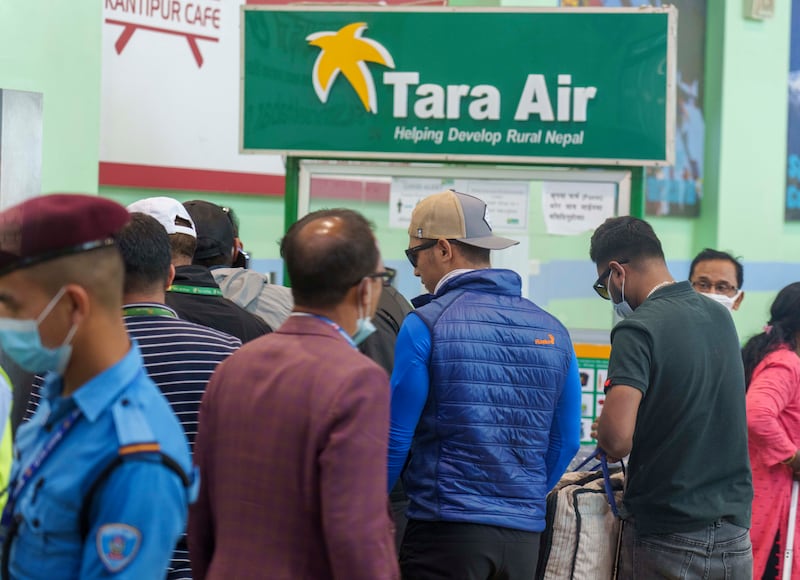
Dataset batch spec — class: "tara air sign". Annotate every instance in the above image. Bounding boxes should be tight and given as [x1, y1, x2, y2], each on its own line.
[241, 7, 676, 166]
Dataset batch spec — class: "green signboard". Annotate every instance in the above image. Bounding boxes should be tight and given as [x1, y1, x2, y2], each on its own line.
[241, 7, 676, 166]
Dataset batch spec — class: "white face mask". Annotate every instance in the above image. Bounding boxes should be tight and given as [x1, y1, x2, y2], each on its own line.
[701, 291, 740, 312]
[608, 272, 634, 319]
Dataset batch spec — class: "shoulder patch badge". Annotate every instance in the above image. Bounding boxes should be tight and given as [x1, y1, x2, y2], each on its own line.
[97, 523, 141, 573]
[534, 333, 555, 345]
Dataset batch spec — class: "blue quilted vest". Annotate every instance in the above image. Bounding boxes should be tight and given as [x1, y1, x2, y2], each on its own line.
[404, 269, 572, 532]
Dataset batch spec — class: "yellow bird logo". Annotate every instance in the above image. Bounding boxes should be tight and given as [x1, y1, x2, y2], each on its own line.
[306, 22, 395, 114]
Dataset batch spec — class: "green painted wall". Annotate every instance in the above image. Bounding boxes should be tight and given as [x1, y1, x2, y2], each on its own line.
[716, 2, 793, 259]
[0, 1, 103, 194]
[712, 2, 799, 341]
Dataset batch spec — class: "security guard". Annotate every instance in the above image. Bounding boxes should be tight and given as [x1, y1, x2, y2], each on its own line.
[0, 194, 197, 578]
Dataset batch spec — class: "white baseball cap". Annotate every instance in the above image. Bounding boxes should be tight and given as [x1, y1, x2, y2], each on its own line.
[127, 196, 196, 238]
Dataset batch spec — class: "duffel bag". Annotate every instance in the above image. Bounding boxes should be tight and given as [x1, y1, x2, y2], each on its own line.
[536, 452, 624, 580]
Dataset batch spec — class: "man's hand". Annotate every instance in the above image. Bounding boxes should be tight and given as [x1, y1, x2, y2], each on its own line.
[591, 420, 622, 463]
[594, 385, 641, 460]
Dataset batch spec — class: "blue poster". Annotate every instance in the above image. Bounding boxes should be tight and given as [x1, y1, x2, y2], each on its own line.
[786, 0, 800, 220]
[561, 0, 706, 218]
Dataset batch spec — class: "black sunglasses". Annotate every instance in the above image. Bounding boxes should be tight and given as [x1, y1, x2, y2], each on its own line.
[593, 259, 629, 300]
[405, 239, 439, 267]
[365, 268, 396, 287]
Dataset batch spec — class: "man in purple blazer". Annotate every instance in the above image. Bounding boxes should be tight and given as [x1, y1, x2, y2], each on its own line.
[188, 209, 399, 580]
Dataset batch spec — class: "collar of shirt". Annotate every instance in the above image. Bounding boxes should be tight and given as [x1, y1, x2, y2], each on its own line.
[289, 312, 357, 349]
[434, 269, 475, 295]
[41, 342, 145, 423]
[172, 264, 223, 289]
[122, 301, 179, 318]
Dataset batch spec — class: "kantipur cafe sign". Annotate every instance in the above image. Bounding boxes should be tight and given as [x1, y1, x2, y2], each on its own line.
[241, 7, 676, 166]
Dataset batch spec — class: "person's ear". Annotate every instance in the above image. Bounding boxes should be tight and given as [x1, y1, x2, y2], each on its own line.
[438, 239, 454, 261]
[609, 260, 626, 280]
[356, 277, 374, 314]
[733, 291, 744, 311]
[166, 264, 176, 289]
[63, 284, 90, 327]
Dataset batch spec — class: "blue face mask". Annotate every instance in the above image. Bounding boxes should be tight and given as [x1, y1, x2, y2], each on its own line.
[609, 272, 634, 319]
[352, 317, 377, 346]
[0, 287, 78, 375]
[352, 280, 377, 346]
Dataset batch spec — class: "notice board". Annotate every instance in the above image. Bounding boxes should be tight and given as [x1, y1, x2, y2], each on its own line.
[575, 343, 611, 446]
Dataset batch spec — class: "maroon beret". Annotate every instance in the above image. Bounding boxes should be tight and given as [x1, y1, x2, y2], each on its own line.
[0, 194, 131, 276]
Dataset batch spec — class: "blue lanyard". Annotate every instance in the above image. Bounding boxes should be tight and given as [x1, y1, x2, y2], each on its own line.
[290, 313, 357, 349]
[0, 407, 82, 529]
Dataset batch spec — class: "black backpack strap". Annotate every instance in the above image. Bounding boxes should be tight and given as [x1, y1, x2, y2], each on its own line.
[79, 443, 190, 539]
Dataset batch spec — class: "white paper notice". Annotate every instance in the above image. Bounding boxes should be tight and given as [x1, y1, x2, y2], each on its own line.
[390, 178, 529, 231]
[541, 182, 616, 235]
[454, 180, 529, 231]
[389, 178, 451, 229]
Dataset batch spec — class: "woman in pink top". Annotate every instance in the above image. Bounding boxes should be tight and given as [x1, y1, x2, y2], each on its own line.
[743, 282, 800, 579]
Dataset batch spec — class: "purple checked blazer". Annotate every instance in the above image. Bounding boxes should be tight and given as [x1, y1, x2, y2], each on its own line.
[188, 315, 399, 580]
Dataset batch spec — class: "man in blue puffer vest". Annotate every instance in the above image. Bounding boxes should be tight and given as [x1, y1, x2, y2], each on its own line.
[388, 189, 581, 579]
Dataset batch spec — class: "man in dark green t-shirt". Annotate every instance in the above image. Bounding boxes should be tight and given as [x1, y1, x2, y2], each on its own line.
[589, 216, 753, 579]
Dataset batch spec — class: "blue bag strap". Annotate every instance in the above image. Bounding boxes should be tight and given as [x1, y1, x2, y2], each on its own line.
[574, 446, 625, 517]
[573, 448, 602, 472]
[599, 452, 621, 517]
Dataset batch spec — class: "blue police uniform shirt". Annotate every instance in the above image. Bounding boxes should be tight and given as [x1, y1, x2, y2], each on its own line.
[7, 343, 197, 579]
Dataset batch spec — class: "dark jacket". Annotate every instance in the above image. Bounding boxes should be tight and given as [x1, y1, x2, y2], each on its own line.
[166, 265, 272, 343]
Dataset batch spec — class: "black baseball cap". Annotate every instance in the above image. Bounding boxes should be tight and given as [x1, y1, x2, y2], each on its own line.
[183, 200, 234, 261]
